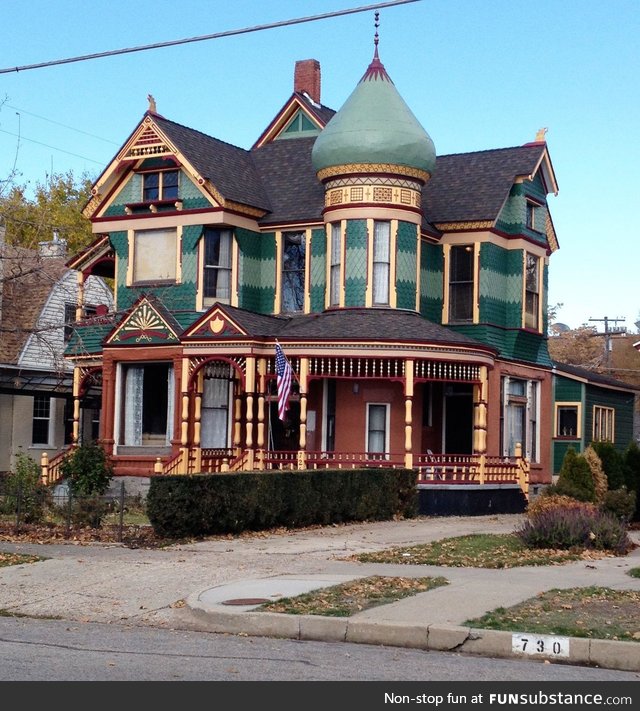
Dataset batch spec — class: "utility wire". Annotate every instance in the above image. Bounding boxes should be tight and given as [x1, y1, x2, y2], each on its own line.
[0, 1, 420, 74]
[0, 128, 104, 164]
[5, 104, 120, 145]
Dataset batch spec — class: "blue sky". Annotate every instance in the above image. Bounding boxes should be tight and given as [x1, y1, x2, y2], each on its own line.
[1, 0, 638, 332]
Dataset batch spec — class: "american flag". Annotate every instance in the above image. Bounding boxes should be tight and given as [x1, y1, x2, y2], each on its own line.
[275, 342, 293, 421]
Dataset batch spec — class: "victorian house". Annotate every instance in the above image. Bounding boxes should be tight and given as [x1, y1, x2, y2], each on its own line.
[60, 43, 560, 497]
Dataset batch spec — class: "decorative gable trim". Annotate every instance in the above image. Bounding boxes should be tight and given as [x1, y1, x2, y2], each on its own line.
[253, 94, 327, 148]
[106, 295, 181, 345]
[182, 305, 248, 340]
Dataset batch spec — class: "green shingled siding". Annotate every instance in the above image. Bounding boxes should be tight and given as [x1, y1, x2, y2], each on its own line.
[396, 221, 417, 310]
[552, 375, 585, 473]
[585, 386, 635, 452]
[236, 228, 276, 314]
[344, 220, 367, 307]
[495, 175, 549, 248]
[310, 228, 327, 313]
[449, 323, 551, 366]
[478, 244, 523, 329]
[103, 170, 210, 217]
[420, 242, 443, 322]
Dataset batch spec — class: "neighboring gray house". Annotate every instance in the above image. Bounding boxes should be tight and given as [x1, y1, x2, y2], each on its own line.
[0, 228, 113, 472]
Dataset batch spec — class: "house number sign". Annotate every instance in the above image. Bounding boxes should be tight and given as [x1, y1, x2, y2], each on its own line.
[512, 633, 570, 658]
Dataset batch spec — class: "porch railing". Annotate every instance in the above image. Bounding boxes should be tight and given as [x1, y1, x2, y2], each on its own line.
[40, 448, 73, 486]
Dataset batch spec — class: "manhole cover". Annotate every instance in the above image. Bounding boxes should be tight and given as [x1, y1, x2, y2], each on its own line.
[220, 598, 270, 606]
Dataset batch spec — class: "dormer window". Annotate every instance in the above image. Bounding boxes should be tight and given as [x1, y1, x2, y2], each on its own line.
[143, 170, 179, 202]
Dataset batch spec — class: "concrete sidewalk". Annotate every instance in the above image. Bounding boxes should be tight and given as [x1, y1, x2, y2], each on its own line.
[181, 526, 640, 674]
[1, 514, 639, 673]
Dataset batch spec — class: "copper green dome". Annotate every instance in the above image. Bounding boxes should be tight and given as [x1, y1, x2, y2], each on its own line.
[311, 49, 436, 178]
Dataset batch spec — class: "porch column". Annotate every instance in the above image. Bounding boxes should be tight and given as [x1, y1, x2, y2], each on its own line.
[179, 357, 190, 474]
[192, 370, 203, 473]
[233, 385, 242, 456]
[256, 358, 267, 470]
[101, 359, 115, 454]
[473, 365, 488, 454]
[75, 271, 85, 321]
[404, 359, 414, 469]
[297, 357, 309, 469]
[245, 356, 256, 469]
[72, 366, 81, 445]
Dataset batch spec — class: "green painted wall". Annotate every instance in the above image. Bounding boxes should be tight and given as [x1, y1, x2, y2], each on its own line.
[309, 227, 327, 312]
[450, 323, 552, 366]
[236, 228, 276, 314]
[585, 386, 635, 452]
[419, 242, 443, 322]
[495, 174, 549, 249]
[555, 376, 583, 402]
[103, 168, 211, 217]
[396, 221, 418, 310]
[344, 220, 367, 307]
[552, 375, 585, 473]
[111, 226, 199, 312]
[479, 243, 522, 328]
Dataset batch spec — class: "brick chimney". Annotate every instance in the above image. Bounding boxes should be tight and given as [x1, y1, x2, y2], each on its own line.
[294, 59, 321, 104]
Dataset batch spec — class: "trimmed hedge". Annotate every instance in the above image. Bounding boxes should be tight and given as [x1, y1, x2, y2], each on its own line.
[147, 468, 418, 538]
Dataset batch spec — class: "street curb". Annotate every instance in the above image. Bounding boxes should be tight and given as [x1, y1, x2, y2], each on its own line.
[184, 593, 640, 673]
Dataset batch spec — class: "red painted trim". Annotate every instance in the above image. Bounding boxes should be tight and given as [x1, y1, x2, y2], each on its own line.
[93, 206, 224, 222]
[188, 355, 246, 389]
[322, 203, 422, 218]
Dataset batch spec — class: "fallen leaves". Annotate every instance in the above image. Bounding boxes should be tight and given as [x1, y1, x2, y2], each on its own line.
[0, 552, 43, 568]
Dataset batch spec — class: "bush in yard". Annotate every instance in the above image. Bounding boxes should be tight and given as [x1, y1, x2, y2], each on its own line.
[2, 452, 49, 523]
[583, 446, 608, 504]
[622, 441, 640, 519]
[590, 441, 625, 491]
[554, 447, 596, 502]
[147, 468, 418, 539]
[526, 494, 596, 520]
[60, 442, 113, 496]
[600, 487, 636, 522]
[70, 495, 109, 528]
[516, 506, 632, 555]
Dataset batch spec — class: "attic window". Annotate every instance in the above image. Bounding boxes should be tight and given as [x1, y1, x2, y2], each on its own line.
[525, 200, 541, 231]
[277, 110, 320, 139]
[142, 170, 179, 201]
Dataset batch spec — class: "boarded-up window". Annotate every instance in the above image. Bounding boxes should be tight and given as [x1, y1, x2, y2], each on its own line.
[134, 229, 177, 282]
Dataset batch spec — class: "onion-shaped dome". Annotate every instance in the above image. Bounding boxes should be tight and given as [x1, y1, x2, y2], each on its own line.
[311, 47, 436, 179]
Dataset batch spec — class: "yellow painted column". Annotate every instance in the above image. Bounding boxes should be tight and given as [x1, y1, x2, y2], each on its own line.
[472, 365, 488, 454]
[179, 358, 191, 474]
[72, 366, 81, 444]
[233, 386, 242, 456]
[75, 271, 85, 321]
[245, 356, 256, 469]
[404, 359, 414, 469]
[193, 371, 203, 473]
[256, 358, 267, 470]
[298, 357, 309, 468]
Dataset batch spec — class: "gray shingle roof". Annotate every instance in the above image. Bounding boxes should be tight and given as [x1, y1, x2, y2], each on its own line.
[553, 361, 639, 392]
[153, 115, 272, 211]
[422, 145, 545, 225]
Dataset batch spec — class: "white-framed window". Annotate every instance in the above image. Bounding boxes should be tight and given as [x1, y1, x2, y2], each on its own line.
[329, 222, 341, 306]
[366, 403, 390, 459]
[593, 406, 615, 442]
[501, 377, 539, 461]
[524, 252, 540, 330]
[32, 395, 52, 446]
[118, 363, 174, 447]
[448, 245, 474, 322]
[133, 228, 177, 283]
[203, 228, 232, 303]
[142, 170, 179, 201]
[282, 231, 306, 312]
[201, 364, 233, 449]
[555, 404, 580, 438]
[372, 220, 390, 305]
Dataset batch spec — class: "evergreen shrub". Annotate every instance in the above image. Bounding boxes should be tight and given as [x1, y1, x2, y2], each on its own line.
[590, 441, 625, 490]
[622, 441, 640, 520]
[554, 447, 596, 502]
[516, 507, 631, 555]
[146, 468, 418, 539]
[526, 494, 596, 520]
[600, 488, 636, 522]
[583, 446, 608, 504]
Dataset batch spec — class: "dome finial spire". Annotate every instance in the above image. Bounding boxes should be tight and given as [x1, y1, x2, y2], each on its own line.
[374, 11, 380, 57]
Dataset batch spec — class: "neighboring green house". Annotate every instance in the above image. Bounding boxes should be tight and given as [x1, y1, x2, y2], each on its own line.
[551, 361, 637, 474]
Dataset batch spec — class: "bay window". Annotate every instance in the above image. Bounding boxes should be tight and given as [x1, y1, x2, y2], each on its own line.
[448, 245, 474, 322]
[372, 221, 390, 305]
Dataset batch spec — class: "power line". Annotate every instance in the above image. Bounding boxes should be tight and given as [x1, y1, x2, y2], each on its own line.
[0, 1, 420, 74]
[5, 104, 120, 145]
[0, 128, 104, 165]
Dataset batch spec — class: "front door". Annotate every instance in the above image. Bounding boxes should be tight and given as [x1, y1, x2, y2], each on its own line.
[443, 383, 473, 454]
